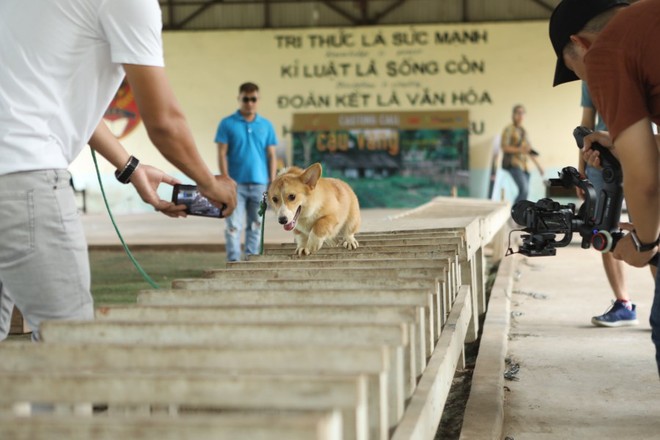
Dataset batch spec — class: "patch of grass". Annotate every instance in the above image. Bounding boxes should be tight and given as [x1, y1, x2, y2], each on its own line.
[90, 250, 226, 304]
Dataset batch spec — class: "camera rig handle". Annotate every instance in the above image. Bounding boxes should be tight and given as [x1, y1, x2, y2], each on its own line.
[573, 126, 621, 175]
[572, 126, 625, 250]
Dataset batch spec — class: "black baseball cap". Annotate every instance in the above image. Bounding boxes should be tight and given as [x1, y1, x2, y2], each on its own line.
[549, 0, 629, 86]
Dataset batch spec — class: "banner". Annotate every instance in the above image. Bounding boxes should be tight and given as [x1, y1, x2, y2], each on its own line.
[292, 110, 468, 208]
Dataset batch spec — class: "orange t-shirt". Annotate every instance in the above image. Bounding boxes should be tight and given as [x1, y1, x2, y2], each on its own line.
[585, 0, 660, 140]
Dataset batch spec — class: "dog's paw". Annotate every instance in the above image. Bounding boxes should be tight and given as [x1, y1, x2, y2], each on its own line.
[294, 246, 310, 256]
[343, 237, 359, 250]
[299, 235, 324, 255]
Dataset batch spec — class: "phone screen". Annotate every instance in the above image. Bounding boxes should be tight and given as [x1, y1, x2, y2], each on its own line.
[171, 184, 224, 218]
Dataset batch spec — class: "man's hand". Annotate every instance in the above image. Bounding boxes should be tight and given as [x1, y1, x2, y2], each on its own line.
[581, 130, 614, 170]
[198, 175, 238, 217]
[613, 223, 659, 267]
[130, 164, 188, 217]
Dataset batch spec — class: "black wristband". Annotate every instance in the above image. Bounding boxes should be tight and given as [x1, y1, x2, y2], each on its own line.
[115, 156, 139, 184]
[630, 230, 660, 252]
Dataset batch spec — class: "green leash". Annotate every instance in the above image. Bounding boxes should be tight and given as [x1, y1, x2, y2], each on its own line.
[91, 149, 160, 289]
[258, 191, 268, 255]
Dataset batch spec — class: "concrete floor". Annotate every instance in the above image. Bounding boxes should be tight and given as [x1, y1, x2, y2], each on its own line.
[501, 244, 658, 440]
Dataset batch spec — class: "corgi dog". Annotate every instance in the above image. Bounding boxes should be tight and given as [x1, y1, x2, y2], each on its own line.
[268, 163, 360, 256]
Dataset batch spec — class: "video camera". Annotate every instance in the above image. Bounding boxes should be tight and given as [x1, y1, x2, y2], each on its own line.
[509, 126, 624, 257]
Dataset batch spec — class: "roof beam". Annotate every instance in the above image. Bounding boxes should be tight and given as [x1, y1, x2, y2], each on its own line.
[372, 0, 409, 23]
[170, 0, 225, 30]
[320, 1, 361, 25]
[527, 0, 554, 12]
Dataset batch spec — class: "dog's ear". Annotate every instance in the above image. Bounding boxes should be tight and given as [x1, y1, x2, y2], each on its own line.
[278, 166, 303, 176]
[301, 163, 322, 189]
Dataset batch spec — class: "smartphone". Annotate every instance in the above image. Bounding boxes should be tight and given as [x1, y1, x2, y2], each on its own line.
[171, 184, 225, 218]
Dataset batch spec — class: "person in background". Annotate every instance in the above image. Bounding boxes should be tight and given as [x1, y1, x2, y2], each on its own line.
[215, 82, 277, 262]
[500, 104, 544, 204]
[0, 0, 237, 341]
[579, 81, 639, 327]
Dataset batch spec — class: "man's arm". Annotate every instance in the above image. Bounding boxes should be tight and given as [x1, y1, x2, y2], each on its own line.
[266, 146, 277, 183]
[529, 154, 544, 176]
[88, 122, 186, 217]
[500, 128, 529, 154]
[217, 142, 229, 177]
[88, 122, 130, 170]
[123, 64, 236, 216]
[611, 118, 659, 266]
[501, 139, 524, 154]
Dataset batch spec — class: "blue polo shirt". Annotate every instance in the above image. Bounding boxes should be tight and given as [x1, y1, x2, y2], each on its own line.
[214, 111, 277, 184]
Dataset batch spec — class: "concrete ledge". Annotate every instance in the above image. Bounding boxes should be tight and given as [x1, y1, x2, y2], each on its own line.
[391, 285, 473, 440]
[459, 254, 517, 440]
[0, 412, 343, 440]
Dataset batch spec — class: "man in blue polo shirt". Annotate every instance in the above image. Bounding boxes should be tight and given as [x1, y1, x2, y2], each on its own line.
[215, 82, 278, 261]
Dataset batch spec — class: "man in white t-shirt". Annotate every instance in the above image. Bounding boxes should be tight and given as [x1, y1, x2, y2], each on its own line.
[0, 0, 237, 340]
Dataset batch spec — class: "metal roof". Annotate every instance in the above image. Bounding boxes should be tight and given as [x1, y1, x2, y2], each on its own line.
[159, 0, 561, 30]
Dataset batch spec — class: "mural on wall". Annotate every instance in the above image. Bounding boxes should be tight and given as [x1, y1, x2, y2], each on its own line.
[292, 110, 469, 208]
[103, 79, 141, 139]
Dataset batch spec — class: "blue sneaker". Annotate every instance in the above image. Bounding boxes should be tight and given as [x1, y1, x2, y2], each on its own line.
[591, 301, 639, 327]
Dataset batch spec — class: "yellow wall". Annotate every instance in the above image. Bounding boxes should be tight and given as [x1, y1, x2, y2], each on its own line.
[71, 21, 582, 213]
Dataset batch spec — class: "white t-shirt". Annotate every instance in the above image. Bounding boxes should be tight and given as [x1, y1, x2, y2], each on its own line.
[0, 0, 164, 175]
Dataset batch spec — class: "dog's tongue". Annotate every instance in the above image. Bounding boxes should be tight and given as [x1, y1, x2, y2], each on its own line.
[283, 206, 301, 232]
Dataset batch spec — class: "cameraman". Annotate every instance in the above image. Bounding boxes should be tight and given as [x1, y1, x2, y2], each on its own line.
[0, 0, 237, 341]
[550, 0, 659, 375]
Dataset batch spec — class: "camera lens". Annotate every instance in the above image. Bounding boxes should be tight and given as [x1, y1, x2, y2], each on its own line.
[511, 200, 535, 226]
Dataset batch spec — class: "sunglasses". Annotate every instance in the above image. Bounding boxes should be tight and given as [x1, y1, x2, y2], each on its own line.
[241, 97, 258, 103]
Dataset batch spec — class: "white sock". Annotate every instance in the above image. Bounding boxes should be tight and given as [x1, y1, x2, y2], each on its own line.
[619, 299, 633, 310]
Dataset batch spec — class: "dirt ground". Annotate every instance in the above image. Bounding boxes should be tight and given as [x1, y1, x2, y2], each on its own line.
[435, 325, 481, 439]
[435, 262, 495, 439]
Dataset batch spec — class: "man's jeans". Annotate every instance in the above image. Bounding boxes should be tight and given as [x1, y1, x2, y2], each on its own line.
[506, 167, 530, 203]
[224, 183, 267, 262]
